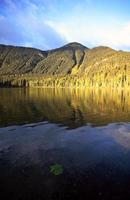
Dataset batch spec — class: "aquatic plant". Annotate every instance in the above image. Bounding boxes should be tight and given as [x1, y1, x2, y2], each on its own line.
[50, 164, 63, 176]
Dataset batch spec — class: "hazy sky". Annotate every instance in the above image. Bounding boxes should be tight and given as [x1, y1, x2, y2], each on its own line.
[0, 0, 130, 50]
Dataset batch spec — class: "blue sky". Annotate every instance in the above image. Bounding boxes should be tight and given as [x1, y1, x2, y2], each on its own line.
[0, 0, 130, 50]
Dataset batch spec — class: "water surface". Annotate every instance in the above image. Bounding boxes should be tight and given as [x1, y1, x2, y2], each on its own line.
[1, 88, 130, 127]
[0, 88, 130, 200]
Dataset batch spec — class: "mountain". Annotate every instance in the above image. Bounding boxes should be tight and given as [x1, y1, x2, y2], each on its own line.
[0, 44, 47, 75]
[0, 42, 130, 87]
[0, 42, 88, 76]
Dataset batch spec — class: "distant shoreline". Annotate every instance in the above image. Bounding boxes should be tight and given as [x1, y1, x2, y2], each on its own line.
[0, 75, 130, 88]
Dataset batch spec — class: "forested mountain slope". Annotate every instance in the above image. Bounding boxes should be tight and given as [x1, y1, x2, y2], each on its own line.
[0, 42, 130, 87]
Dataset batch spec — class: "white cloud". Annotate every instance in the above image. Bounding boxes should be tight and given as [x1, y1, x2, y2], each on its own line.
[0, 0, 66, 49]
[46, 19, 130, 50]
[2, 0, 130, 50]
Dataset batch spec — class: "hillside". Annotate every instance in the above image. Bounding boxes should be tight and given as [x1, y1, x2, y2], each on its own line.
[0, 42, 130, 87]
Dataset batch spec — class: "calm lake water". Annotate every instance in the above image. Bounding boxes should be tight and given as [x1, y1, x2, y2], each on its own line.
[0, 88, 130, 200]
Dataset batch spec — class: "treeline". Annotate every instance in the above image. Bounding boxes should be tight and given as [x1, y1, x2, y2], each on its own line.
[0, 71, 130, 87]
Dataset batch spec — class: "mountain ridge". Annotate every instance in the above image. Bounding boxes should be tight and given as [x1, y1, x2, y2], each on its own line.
[0, 42, 130, 87]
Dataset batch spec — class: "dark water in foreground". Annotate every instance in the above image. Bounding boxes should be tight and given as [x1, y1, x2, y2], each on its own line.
[1, 88, 130, 199]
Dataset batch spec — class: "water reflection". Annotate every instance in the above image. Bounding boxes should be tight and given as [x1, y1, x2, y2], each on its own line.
[1, 88, 130, 199]
[0, 88, 130, 128]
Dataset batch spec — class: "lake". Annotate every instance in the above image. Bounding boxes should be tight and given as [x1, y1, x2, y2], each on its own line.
[0, 88, 130, 200]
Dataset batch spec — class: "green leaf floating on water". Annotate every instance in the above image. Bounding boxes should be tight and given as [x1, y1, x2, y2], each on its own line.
[50, 164, 63, 176]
